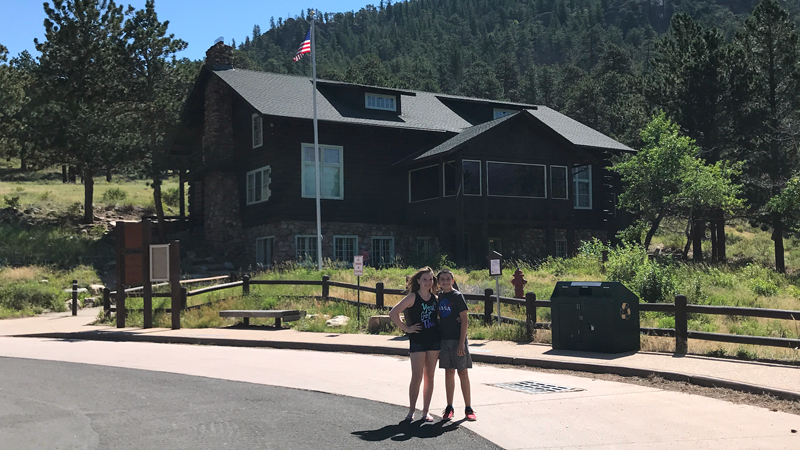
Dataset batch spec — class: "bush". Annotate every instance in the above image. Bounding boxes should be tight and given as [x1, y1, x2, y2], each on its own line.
[162, 187, 180, 207]
[4, 195, 20, 208]
[636, 264, 676, 303]
[750, 278, 778, 297]
[102, 187, 127, 203]
[606, 241, 648, 284]
[0, 282, 64, 312]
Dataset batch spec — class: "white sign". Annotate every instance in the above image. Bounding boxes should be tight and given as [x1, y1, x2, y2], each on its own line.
[490, 259, 501, 276]
[150, 244, 170, 282]
[353, 255, 364, 276]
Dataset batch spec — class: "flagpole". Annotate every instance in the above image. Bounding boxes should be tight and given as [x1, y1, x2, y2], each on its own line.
[311, 13, 323, 271]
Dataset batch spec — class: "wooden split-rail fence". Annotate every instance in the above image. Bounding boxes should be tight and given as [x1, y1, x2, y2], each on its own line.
[87, 275, 800, 355]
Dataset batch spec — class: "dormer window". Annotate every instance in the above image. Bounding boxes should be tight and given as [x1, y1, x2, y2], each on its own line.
[493, 108, 516, 119]
[365, 93, 396, 111]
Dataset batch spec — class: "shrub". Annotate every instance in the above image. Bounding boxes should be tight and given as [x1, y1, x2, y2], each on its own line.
[0, 282, 64, 312]
[4, 195, 20, 208]
[636, 263, 676, 303]
[750, 278, 779, 297]
[102, 187, 127, 203]
[162, 187, 180, 207]
[606, 241, 648, 284]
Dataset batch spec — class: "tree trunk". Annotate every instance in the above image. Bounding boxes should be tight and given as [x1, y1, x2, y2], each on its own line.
[62, 165, 68, 183]
[153, 171, 167, 242]
[682, 219, 692, 260]
[106, 168, 112, 182]
[692, 220, 705, 262]
[83, 168, 94, 225]
[773, 218, 785, 273]
[20, 150, 27, 171]
[710, 220, 718, 262]
[716, 211, 726, 262]
[644, 216, 662, 250]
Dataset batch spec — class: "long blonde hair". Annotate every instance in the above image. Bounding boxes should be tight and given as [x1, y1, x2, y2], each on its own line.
[405, 266, 438, 295]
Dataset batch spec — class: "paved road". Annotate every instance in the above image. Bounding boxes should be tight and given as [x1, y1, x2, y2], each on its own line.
[0, 357, 499, 450]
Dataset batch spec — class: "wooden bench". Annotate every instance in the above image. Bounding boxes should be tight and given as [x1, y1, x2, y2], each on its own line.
[219, 310, 305, 327]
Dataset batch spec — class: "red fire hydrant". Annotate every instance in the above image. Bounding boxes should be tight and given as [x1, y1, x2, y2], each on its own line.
[511, 268, 527, 299]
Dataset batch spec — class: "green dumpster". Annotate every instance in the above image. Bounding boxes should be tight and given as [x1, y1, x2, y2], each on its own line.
[550, 281, 640, 353]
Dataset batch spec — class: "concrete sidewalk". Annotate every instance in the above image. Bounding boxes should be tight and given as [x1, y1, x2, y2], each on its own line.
[3, 307, 800, 401]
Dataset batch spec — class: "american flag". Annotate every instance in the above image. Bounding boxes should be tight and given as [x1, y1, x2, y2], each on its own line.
[293, 30, 311, 62]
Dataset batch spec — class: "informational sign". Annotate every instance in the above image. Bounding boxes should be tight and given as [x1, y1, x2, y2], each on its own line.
[150, 244, 170, 282]
[353, 255, 364, 276]
[490, 259, 501, 276]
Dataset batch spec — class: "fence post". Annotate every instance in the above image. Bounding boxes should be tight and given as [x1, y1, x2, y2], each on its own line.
[376, 282, 384, 309]
[525, 292, 536, 341]
[103, 287, 110, 319]
[675, 294, 688, 355]
[71, 279, 78, 316]
[243, 274, 251, 296]
[181, 287, 188, 310]
[322, 275, 330, 299]
[169, 240, 181, 330]
[116, 288, 126, 328]
[483, 288, 493, 325]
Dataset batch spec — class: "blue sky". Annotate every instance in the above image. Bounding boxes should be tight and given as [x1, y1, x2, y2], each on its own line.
[1, 0, 373, 61]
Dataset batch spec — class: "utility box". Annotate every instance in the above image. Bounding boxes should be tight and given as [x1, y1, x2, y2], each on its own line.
[550, 281, 640, 353]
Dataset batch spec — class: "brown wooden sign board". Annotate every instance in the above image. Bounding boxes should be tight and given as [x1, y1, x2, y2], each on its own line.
[124, 253, 143, 286]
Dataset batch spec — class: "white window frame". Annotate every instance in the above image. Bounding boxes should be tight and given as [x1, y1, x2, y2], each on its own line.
[365, 92, 397, 111]
[550, 165, 569, 200]
[493, 108, 516, 119]
[301, 144, 344, 200]
[371, 236, 395, 265]
[486, 161, 547, 198]
[333, 235, 358, 263]
[442, 159, 483, 197]
[256, 236, 274, 267]
[555, 239, 567, 258]
[295, 235, 319, 262]
[408, 164, 440, 203]
[252, 113, 263, 149]
[573, 165, 593, 210]
[246, 165, 272, 205]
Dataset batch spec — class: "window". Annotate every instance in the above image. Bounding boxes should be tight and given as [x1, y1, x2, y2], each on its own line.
[365, 93, 396, 111]
[296, 235, 318, 262]
[493, 108, 516, 119]
[256, 236, 274, 267]
[443, 160, 482, 197]
[302, 144, 343, 199]
[416, 237, 435, 255]
[408, 165, 439, 202]
[252, 114, 263, 148]
[371, 237, 395, 266]
[555, 239, 567, 258]
[246, 166, 271, 205]
[488, 237, 502, 254]
[551, 166, 568, 200]
[487, 162, 546, 198]
[573, 165, 592, 209]
[333, 236, 358, 263]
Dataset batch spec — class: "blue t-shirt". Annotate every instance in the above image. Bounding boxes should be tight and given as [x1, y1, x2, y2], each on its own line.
[438, 290, 468, 340]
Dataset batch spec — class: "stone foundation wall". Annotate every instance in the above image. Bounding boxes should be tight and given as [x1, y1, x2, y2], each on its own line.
[575, 229, 608, 250]
[244, 221, 438, 265]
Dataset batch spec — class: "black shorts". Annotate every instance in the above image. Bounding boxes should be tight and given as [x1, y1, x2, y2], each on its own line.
[409, 340, 441, 353]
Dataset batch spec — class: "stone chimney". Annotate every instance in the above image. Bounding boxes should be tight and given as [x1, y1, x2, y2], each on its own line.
[205, 42, 233, 70]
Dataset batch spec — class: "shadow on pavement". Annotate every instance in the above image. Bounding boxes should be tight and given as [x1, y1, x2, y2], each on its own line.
[352, 418, 464, 442]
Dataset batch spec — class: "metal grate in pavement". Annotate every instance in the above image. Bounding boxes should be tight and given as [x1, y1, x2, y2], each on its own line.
[490, 380, 584, 395]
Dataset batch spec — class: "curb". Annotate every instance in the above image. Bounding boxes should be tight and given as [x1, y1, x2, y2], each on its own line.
[16, 330, 800, 403]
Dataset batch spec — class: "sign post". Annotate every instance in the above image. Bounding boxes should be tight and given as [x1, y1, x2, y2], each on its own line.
[488, 251, 503, 324]
[354, 255, 364, 327]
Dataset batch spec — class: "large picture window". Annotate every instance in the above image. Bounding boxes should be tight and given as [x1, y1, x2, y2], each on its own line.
[333, 236, 358, 263]
[409, 165, 439, 202]
[573, 165, 592, 209]
[487, 162, 546, 198]
[256, 236, 274, 267]
[302, 144, 343, 199]
[252, 114, 263, 149]
[246, 166, 271, 205]
[371, 237, 395, 266]
[296, 235, 318, 262]
[443, 160, 482, 197]
[551, 165, 568, 200]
